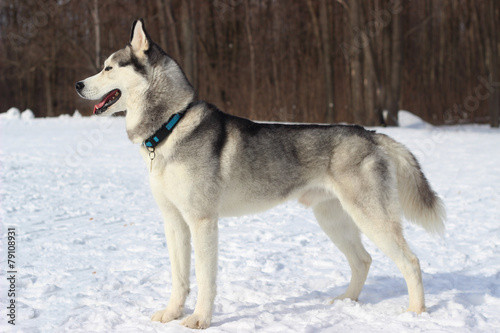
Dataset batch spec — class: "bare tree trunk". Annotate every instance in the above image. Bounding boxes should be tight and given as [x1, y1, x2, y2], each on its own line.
[164, 0, 180, 60]
[306, 0, 321, 54]
[156, 0, 168, 50]
[348, 0, 365, 124]
[92, 0, 101, 71]
[271, 53, 281, 109]
[489, 0, 499, 127]
[318, 0, 335, 123]
[26, 70, 34, 112]
[363, 44, 378, 126]
[270, 2, 282, 111]
[190, 2, 198, 87]
[180, 1, 196, 85]
[306, 0, 324, 121]
[244, 0, 256, 118]
[359, 0, 379, 125]
[386, 1, 403, 126]
[43, 69, 54, 117]
[44, 34, 57, 117]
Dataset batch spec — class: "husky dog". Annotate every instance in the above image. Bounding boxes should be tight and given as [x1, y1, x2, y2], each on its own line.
[76, 19, 445, 329]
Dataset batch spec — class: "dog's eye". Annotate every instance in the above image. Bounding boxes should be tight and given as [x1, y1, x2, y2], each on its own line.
[104, 66, 113, 71]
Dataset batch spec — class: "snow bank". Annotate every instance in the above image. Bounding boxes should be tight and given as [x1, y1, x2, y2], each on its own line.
[1, 107, 34, 119]
[21, 109, 35, 120]
[1, 117, 500, 332]
[0, 107, 21, 119]
[398, 110, 431, 129]
[381, 110, 431, 128]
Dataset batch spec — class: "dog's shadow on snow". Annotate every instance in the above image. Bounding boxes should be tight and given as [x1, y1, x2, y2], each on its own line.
[212, 280, 396, 327]
[422, 272, 499, 313]
[212, 289, 337, 328]
[212, 272, 498, 327]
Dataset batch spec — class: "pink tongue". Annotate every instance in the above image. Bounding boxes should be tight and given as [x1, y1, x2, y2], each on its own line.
[93, 90, 116, 113]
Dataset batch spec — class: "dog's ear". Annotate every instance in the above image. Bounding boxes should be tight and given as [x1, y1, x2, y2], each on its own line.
[130, 18, 150, 56]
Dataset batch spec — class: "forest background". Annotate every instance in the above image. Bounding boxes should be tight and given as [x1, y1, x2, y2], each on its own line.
[1, 0, 499, 126]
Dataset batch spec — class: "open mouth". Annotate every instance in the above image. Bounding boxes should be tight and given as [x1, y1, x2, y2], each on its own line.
[93, 89, 121, 115]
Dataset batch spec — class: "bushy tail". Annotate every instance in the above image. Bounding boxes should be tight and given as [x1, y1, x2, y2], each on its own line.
[376, 134, 446, 236]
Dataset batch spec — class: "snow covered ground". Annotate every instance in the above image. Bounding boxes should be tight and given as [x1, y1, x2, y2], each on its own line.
[1, 111, 499, 332]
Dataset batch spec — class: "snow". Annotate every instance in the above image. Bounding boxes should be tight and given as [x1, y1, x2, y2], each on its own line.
[1, 113, 500, 332]
[1, 107, 21, 120]
[397, 110, 432, 129]
[1, 108, 34, 120]
[20, 110, 35, 120]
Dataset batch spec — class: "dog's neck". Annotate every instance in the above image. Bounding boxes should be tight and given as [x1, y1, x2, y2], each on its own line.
[125, 98, 193, 144]
[125, 65, 195, 144]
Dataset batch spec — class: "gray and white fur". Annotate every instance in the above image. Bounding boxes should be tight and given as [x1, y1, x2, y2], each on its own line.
[76, 19, 446, 329]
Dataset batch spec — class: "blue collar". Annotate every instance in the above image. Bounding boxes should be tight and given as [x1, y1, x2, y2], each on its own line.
[143, 102, 196, 149]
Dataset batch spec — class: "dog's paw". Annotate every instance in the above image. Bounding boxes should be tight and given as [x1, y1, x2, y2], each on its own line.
[151, 307, 182, 323]
[181, 313, 211, 329]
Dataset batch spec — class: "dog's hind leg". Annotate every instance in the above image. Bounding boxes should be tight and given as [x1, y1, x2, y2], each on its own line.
[151, 199, 192, 323]
[313, 199, 372, 302]
[338, 192, 426, 314]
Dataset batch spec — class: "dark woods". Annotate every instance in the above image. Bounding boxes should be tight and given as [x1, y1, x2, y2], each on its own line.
[0, 0, 499, 126]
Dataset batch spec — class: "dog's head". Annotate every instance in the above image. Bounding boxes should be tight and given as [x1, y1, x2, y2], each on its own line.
[75, 19, 193, 120]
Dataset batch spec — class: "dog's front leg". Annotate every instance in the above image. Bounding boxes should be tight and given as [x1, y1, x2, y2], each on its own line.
[181, 217, 218, 329]
[151, 200, 191, 323]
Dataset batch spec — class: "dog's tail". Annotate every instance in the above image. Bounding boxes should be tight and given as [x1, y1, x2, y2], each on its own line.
[376, 134, 446, 236]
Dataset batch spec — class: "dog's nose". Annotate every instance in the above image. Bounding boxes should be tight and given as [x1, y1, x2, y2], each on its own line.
[75, 81, 85, 91]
